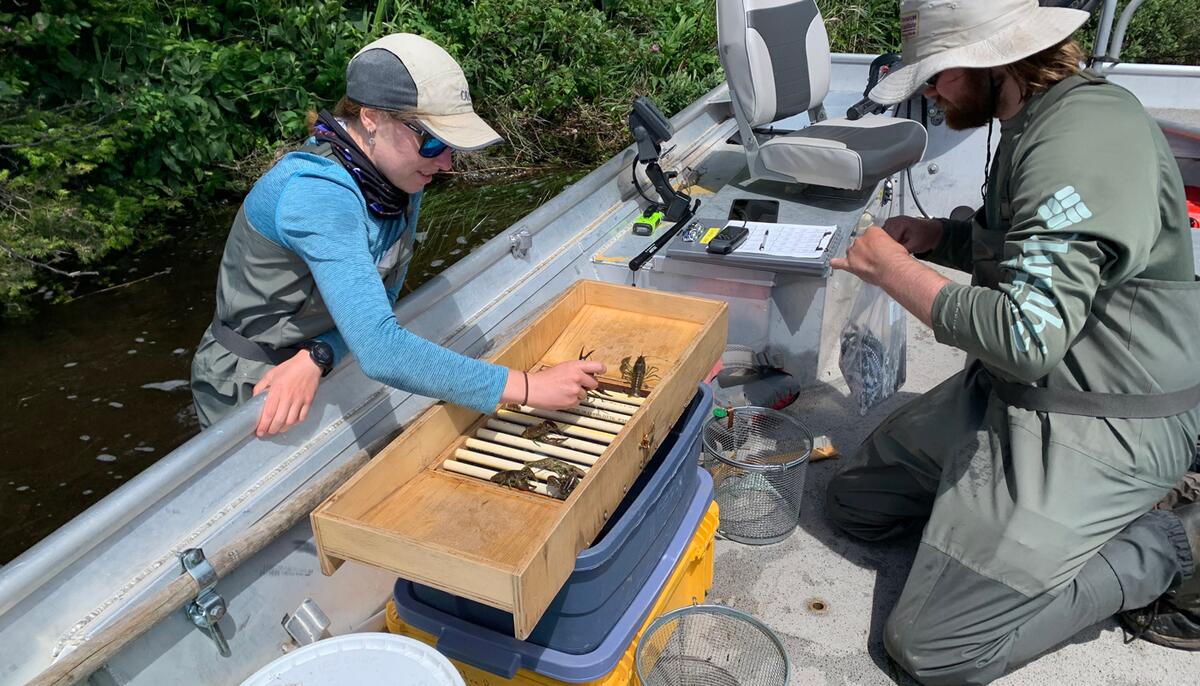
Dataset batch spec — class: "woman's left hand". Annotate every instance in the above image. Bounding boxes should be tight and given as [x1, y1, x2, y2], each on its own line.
[252, 352, 323, 437]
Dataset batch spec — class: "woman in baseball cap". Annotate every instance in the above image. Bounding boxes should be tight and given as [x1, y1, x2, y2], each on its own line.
[191, 33, 605, 436]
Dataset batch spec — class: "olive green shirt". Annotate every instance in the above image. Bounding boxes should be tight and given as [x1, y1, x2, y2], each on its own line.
[923, 75, 1200, 399]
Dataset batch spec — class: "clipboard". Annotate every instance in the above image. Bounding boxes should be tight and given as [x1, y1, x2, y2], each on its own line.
[666, 218, 844, 276]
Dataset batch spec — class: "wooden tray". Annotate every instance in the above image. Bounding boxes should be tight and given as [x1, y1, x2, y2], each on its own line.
[311, 280, 727, 639]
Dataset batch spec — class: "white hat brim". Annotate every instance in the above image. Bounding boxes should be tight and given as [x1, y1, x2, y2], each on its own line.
[419, 111, 503, 152]
[869, 7, 1090, 106]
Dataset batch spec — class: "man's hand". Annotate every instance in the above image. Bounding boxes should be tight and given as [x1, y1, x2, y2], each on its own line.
[830, 225, 914, 286]
[881, 215, 943, 254]
[831, 225, 951, 328]
[252, 352, 323, 437]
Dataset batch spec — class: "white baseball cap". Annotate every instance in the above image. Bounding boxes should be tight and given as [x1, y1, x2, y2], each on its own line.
[346, 33, 503, 151]
[869, 0, 1090, 105]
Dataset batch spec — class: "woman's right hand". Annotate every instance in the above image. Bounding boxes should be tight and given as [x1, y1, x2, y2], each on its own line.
[881, 216, 943, 254]
[252, 352, 323, 437]
[503, 360, 607, 410]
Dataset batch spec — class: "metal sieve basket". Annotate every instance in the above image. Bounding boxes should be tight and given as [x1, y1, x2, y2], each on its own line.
[702, 406, 811, 545]
[636, 605, 790, 686]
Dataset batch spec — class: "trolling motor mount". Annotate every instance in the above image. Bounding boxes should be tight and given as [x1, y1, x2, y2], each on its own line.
[628, 96, 691, 222]
[626, 96, 702, 273]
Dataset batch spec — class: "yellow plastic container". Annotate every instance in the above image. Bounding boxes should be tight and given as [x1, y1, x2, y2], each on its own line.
[386, 501, 718, 686]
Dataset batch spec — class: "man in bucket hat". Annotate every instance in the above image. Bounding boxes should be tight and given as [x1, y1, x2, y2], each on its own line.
[826, 1, 1200, 682]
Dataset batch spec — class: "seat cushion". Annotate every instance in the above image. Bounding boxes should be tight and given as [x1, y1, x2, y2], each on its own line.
[758, 116, 927, 189]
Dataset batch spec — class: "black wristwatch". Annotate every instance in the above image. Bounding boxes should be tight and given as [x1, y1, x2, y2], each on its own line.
[298, 340, 334, 377]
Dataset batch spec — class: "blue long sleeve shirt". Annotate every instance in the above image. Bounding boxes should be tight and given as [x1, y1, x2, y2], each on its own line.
[241, 148, 508, 413]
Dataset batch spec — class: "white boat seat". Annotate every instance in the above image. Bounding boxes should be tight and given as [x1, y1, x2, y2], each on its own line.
[718, 0, 927, 190]
[757, 116, 929, 190]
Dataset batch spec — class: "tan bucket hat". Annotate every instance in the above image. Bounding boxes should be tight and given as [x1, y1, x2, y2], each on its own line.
[869, 0, 1090, 105]
[346, 33, 503, 151]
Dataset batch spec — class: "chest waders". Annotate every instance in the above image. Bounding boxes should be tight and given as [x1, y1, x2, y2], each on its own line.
[825, 72, 1200, 684]
[191, 143, 414, 426]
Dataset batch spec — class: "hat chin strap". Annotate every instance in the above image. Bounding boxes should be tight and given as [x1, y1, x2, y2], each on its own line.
[980, 70, 1001, 204]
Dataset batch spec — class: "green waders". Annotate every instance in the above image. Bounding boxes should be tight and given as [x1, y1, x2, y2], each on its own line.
[827, 72, 1200, 685]
[827, 363, 1196, 685]
[190, 144, 414, 427]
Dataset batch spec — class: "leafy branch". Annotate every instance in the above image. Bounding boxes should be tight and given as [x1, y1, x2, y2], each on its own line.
[0, 238, 98, 278]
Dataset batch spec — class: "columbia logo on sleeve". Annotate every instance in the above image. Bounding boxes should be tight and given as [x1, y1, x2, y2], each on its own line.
[1037, 186, 1093, 230]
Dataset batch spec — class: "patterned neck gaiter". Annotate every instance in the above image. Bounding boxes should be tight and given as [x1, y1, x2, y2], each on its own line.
[313, 110, 409, 218]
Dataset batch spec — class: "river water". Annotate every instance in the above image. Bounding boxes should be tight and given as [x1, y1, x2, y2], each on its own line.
[0, 170, 581, 564]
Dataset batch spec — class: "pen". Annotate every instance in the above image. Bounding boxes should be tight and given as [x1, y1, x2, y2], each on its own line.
[759, 229, 769, 251]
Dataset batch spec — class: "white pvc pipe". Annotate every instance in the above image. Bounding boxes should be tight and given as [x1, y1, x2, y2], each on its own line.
[515, 406, 624, 434]
[468, 433, 599, 466]
[495, 409, 617, 444]
[442, 460, 552, 497]
[482, 419, 608, 456]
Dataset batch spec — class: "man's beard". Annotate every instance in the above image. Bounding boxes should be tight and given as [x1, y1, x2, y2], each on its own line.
[939, 69, 997, 130]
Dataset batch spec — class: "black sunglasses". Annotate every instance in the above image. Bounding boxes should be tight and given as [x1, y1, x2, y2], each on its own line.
[403, 122, 450, 158]
[923, 72, 943, 89]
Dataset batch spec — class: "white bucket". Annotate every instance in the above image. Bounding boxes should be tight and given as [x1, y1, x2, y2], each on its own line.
[240, 633, 465, 686]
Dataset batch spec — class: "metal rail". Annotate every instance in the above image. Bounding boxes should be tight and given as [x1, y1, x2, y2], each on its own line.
[1108, 0, 1146, 62]
[1093, 0, 1119, 63]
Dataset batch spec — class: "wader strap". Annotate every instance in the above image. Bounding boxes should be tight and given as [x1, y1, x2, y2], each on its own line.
[209, 314, 299, 366]
[990, 373, 1200, 418]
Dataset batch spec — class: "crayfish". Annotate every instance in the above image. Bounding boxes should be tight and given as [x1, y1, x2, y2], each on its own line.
[620, 354, 660, 397]
[528, 457, 586, 480]
[521, 420, 568, 445]
[545, 473, 581, 500]
[490, 467, 536, 492]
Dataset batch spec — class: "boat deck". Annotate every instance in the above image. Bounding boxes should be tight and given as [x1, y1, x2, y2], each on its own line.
[6, 57, 1197, 685]
[711, 262, 1196, 685]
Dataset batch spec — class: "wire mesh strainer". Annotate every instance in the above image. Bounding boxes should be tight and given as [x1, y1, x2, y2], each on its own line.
[702, 406, 811, 545]
[636, 605, 790, 686]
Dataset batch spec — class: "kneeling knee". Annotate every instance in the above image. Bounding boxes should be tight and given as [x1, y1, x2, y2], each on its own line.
[884, 615, 1003, 686]
[824, 474, 871, 537]
[825, 474, 903, 542]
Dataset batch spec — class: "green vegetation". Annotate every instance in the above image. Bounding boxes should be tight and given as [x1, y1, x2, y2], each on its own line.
[1089, 0, 1200, 66]
[1, 1, 1197, 315]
